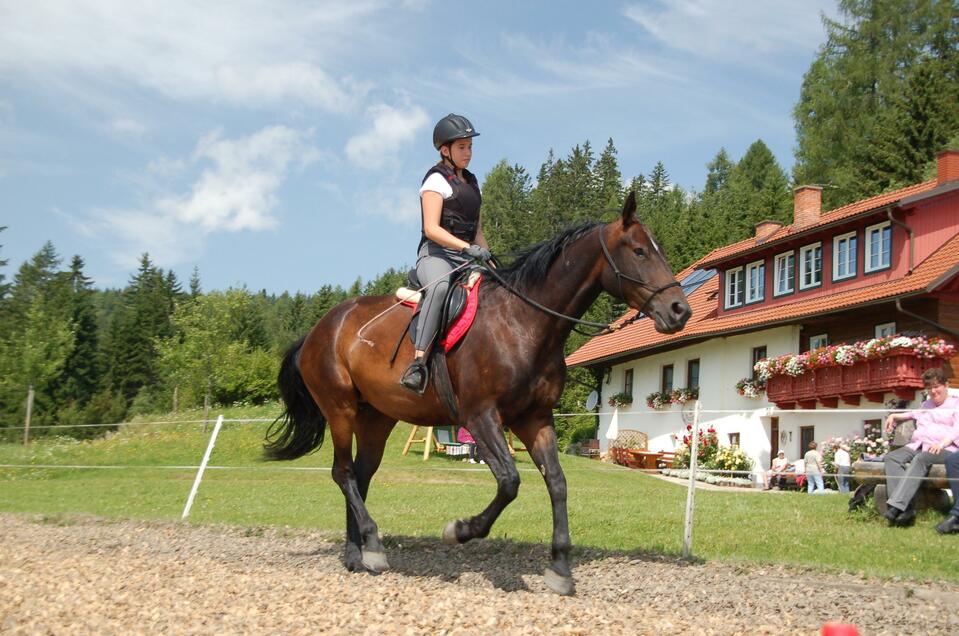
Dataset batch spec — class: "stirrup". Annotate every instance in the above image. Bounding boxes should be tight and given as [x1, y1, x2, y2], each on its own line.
[400, 359, 428, 395]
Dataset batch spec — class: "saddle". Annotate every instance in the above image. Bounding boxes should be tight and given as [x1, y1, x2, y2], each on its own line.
[395, 269, 482, 353]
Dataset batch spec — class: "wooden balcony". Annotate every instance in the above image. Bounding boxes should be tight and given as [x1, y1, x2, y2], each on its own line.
[766, 349, 945, 409]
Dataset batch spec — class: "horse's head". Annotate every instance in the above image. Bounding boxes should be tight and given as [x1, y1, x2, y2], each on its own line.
[599, 192, 692, 334]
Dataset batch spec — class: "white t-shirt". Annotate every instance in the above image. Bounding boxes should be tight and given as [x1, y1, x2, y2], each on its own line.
[419, 173, 454, 199]
[834, 448, 851, 467]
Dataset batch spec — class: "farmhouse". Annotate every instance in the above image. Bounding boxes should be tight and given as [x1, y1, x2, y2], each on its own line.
[566, 150, 959, 481]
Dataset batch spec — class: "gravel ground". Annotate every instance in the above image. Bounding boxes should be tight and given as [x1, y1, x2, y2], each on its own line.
[1, 513, 957, 635]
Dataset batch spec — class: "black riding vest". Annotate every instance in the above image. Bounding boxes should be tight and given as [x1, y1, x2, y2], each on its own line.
[418, 162, 482, 250]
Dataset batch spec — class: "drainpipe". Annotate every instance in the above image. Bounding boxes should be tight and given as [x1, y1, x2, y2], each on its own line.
[895, 298, 959, 339]
[886, 207, 914, 274]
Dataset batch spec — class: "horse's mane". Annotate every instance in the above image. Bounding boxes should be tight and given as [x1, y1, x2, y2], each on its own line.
[490, 220, 603, 292]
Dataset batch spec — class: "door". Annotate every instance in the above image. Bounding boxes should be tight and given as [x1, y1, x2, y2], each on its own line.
[770, 417, 779, 462]
[800, 426, 815, 458]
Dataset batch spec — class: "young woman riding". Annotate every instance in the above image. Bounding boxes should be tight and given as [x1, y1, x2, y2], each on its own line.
[399, 113, 491, 394]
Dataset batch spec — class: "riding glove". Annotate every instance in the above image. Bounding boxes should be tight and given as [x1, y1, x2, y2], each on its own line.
[463, 244, 492, 261]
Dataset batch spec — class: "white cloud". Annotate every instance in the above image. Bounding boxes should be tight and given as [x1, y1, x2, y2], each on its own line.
[623, 0, 834, 66]
[83, 125, 317, 267]
[0, 1, 383, 112]
[345, 102, 429, 167]
[359, 184, 422, 225]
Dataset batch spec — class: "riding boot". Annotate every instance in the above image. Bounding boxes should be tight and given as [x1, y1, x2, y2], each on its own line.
[400, 358, 429, 395]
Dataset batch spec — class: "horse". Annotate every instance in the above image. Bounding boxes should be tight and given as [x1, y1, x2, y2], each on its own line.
[265, 192, 692, 595]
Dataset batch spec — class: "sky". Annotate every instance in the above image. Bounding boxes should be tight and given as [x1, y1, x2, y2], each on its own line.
[1, 0, 840, 294]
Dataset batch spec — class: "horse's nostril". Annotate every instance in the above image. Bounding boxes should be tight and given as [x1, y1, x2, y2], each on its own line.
[671, 301, 687, 316]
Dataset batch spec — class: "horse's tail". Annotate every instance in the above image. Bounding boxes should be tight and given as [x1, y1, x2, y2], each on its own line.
[264, 337, 327, 461]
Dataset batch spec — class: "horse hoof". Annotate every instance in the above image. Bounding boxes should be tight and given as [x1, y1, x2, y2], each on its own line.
[361, 550, 390, 573]
[442, 520, 460, 544]
[543, 568, 575, 596]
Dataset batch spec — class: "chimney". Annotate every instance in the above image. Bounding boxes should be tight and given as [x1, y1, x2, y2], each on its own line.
[793, 185, 822, 228]
[937, 149, 959, 185]
[754, 220, 783, 240]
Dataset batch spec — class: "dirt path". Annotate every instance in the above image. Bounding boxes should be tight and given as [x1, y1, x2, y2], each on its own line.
[1, 513, 956, 635]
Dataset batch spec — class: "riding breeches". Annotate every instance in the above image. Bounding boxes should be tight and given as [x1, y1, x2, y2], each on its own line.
[413, 251, 461, 352]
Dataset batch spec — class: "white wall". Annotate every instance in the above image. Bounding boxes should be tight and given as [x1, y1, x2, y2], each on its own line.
[595, 324, 924, 483]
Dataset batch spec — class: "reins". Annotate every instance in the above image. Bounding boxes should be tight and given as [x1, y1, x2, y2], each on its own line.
[482, 225, 681, 337]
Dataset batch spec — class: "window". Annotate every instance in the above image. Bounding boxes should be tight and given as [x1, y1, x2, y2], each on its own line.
[865, 221, 891, 272]
[725, 267, 744, 308]
[875, 322, 896, 338]
[799, 242, 822, 290]
[745, 260, 765, 304]
[809, 333, 829, 350]
[832, 231, 857, 281]
[661, 364, 674, 393]
[773, 252, 795, 296]
[751, 346, 767, 380]
[686, 359, 700, 390]
[728, 432, 740, 448]
[623, 369, 633, 399]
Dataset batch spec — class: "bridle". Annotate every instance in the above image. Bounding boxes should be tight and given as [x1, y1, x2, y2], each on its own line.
[597, 224, 681, 317]
[481, 224, 682, 336]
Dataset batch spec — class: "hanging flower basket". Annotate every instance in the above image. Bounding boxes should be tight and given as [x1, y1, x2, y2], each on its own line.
[753, 334, 955, 381]
[607, 392, 633, 408]
[670, 387, 699, 404]
[735, 377, 766, 398]
[645, 391, 671, 409]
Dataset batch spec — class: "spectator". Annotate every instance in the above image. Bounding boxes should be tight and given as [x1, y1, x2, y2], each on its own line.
[457, 426, 484, 464]
[763, 451, 790, 490]
[804, 441, 826, 494]
[882, 367, 959, 527]
[834, 444, 852, 494]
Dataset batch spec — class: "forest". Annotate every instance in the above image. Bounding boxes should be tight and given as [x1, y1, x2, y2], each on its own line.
[1, 1, 956, 446]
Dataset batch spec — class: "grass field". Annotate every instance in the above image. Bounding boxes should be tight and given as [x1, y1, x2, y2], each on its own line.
[2, 403, 957, 583]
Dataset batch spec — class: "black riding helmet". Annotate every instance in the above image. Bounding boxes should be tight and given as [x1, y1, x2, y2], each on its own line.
[433, 113, 480, 150]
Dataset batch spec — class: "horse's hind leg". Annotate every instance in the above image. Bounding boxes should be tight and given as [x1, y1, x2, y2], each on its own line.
[443, 408, 521, 545]
[512, 412, 575, 596]
[326, 407, 390, 573]
[343, 408, 396, 573]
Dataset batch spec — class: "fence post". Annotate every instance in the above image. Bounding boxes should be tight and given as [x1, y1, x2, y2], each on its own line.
[182, 414, 224, 520]
[202, 378, 211, 432]
[172, 385, 179, 413]
[682, 400, 702, 559]
[23, 386, 35, 445]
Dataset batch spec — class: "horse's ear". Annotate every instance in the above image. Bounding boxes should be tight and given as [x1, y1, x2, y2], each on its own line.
[621, 191, 637, 228]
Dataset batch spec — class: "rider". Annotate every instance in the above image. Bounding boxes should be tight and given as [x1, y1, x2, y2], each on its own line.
[400, 114, 491, 394]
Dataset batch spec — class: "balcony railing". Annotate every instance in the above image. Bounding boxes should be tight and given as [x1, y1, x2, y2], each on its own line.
[766, 349, 945, 409]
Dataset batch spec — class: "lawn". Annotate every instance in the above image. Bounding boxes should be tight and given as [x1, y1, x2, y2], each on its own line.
[1, 403, 957, 583]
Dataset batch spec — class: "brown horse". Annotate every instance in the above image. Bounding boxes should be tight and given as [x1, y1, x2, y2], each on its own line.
[265, 192, 691, 595]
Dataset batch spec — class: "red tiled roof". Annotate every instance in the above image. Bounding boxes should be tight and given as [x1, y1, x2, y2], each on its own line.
[696, 180, 939, 267]
[566, 232, 959, 367]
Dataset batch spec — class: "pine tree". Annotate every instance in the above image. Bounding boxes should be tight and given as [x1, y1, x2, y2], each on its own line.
[0, 226, 9, 302]
[593, 139, 623, 215]
[704, 148, 735, 195]
[56, 256, 102, 408]
[480, 160, 534, 256]
[105, 254, 178, 404]
[793, 0, 959, 207]
[189, 266, 202, 298]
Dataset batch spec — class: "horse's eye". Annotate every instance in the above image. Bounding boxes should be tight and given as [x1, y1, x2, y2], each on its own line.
[633, 248, 646, 257]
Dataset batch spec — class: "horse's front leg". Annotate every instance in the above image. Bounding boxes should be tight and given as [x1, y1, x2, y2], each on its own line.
[443, 408, 520, 544]
[512, 412, 574, 596]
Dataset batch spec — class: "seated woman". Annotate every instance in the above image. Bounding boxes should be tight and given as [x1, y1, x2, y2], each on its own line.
[763, 450, 790, 490]
[400, 113, 491, 394]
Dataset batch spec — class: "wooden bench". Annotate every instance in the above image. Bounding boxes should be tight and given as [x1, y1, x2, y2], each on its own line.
[851, 460, 952, 513]
[608, 429, 649, 467]
[656, 451, 677, 470]
[578, 439, 600, 459]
